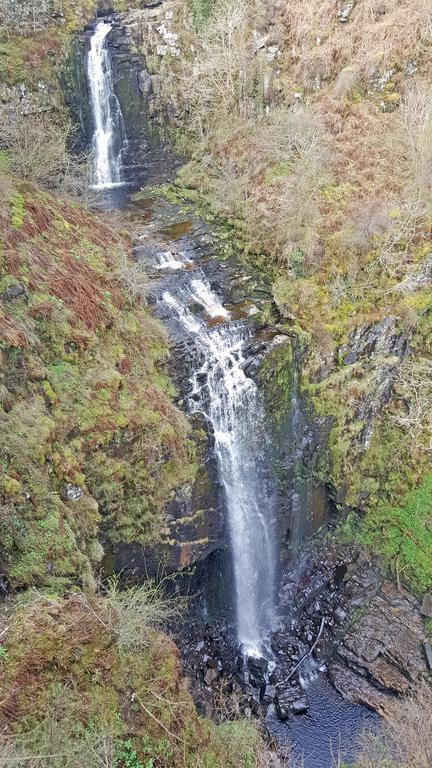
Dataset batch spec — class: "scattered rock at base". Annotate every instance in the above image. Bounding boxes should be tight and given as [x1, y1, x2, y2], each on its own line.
[275, 683, 309, 720]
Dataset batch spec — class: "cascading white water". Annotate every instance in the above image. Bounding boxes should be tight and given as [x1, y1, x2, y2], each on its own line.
[162, 275, 277, 654]
[87, 20, 126, 188]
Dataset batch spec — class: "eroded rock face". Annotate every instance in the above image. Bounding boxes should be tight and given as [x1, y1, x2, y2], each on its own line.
[330, 580, 428, 714]
[111, 421, 224, 579]
[337, 316, 409, 449]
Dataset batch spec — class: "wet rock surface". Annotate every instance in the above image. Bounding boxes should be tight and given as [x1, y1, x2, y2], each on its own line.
[330, 580, 429, 714]
[176, 541, 429, 722]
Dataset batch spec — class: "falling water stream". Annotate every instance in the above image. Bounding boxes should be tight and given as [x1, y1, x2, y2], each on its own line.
[160, 272, 277, 654]
[87, 20, 127, 188]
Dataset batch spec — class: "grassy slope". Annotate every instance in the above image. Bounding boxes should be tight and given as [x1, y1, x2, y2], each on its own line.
[0, 176, 197, 589]
[0, 590, 264, 768]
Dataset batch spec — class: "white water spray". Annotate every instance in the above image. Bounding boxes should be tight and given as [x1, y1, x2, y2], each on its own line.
[87, 21, 126, 188]
[162, 277, 276, 653]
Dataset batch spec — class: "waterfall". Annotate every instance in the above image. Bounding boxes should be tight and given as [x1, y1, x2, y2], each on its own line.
[87, 20, 126, 188]
[161, 275, 277, 654]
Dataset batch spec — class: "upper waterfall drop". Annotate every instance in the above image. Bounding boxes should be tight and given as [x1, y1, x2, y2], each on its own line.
[87, 20, 126, 188]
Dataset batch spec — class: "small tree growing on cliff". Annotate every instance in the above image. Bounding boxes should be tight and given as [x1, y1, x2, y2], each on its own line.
[186, 0, 263, 141]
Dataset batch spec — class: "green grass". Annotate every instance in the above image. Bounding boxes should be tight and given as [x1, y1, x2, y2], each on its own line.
[356, 473, 432, 593]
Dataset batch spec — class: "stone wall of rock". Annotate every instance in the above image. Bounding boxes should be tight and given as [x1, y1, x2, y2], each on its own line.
[330, 579, 429, 714]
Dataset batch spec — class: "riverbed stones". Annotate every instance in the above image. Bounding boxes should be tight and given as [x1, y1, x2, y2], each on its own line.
[275, 683, 309, 720]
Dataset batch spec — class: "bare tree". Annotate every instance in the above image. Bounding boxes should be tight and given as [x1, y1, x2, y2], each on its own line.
[185, 0, 263, 141]
[391, 357, 432, 452]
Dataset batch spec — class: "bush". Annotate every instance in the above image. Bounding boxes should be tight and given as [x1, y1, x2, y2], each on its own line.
[354, 684, 432, 768]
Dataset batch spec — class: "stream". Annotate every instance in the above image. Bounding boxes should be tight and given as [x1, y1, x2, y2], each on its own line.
[84, 17, 378, 767]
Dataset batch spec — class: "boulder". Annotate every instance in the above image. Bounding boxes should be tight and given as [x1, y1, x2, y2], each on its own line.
[337, 1, 356, 22]
[420, 593, 432, 618]
[275, 683, 309, 720]
[423, 642, 432, 674]
[204, 667, 218, 686]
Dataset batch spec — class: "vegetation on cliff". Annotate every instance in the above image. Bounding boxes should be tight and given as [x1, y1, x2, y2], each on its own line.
[0, 175, 198, 589]
[148, 0, 432, 594]
[0, 586, 268, 768]
[0, 7, 271, 766]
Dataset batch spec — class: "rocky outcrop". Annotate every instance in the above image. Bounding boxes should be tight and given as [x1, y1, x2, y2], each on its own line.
[64, 2, 184, 157]
[337, 316, 409, 449]
[110, 415, 224, 579]
[337, 1, 356, 23]
[330, 580, 429, 714]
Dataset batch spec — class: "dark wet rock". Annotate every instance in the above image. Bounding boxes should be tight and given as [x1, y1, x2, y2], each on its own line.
[420, 593, 432, 618]
[248, 695, 262, 716]
[340, 316, 406, 366]
[330, 580, 428, 714]
[247, 656, 268, 684]
[337, 316, 409, 450]
[1, 282, 29, 303]
[423, 643, 432, 674]
[275, 683, 309, 720]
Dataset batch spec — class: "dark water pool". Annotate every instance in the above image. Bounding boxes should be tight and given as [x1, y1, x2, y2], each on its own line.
[267, 674, 379, 768]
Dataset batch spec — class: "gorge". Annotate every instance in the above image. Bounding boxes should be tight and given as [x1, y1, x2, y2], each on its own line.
[80, 15, 379, 765]
[0, 2, 431, 767]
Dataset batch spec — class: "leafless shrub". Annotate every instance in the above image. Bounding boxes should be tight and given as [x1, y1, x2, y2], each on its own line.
[391, 357, 432, 451]
[101, 577, 186, 651]
[355, 683, 432, 768]
[186, 0, 264, 141]
[120, 250, 149, 305]
[0, 107, 90, 197]
[397, 80, 432, 199]
[342, 199, 391, 252]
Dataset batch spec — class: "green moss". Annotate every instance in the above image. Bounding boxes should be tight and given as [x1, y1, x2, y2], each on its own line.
[357, 473, 432, 593]
[9, 192, 25, 228]
[259, 339, 293, 430]
[0, 183, 198, 588]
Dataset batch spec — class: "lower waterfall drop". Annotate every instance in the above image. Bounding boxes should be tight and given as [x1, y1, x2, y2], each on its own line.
[161, 275, 277, 654]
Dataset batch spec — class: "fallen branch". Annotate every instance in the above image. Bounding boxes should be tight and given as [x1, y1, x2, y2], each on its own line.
[278, 616, 326, 686]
